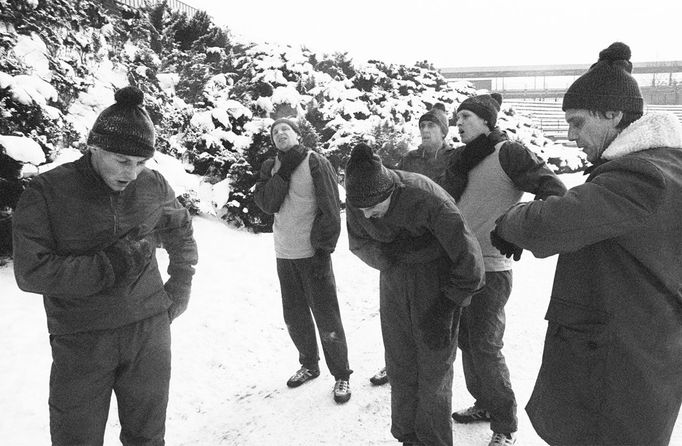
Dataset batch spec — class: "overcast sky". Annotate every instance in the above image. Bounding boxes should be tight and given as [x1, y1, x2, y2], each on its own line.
[183, 0, 682, 69]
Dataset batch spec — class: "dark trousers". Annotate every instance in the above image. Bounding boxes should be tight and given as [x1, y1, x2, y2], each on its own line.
[276, 256, 351, 380]
[381, 258, 461, 446]
[49, 312, 171, 446]
[458, 270, 518, 434]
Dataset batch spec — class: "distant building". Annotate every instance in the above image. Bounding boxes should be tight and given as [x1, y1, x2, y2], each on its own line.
[440, 62, 682, 105]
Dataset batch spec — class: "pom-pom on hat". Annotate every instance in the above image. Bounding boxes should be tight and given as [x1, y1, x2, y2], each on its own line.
[457, 93, 503, 129]
[87, 86, 156, 158]
[270, 118, 301, 143]
[345, 143, 396, 208]
[562, 42, 643, 114]
[419, 102, 449, 137]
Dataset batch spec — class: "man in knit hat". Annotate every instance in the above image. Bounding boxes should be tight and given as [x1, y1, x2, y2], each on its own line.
[254, 117, 353, 404]
[12, 85, 198, 444]
[397, 102, 455, 179]
[345, 143, 485, 446]
[369, 102, 457, 387]
[493, 42, 682, 445]
[442, 92, 566, 446]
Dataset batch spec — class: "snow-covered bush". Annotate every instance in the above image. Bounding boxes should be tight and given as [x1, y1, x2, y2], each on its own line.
[0, 0, 586, 245]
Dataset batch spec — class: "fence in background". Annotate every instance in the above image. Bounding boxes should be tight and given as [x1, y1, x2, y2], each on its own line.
[113, 0, 199, 17]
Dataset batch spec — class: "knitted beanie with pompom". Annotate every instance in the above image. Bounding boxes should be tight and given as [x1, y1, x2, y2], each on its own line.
[345, 143, 396, 208]
[562, 42, 643, 113]
[87, 86, 156, 158]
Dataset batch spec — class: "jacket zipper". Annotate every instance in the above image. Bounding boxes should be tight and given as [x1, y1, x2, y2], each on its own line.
[110, 194, 120, 234]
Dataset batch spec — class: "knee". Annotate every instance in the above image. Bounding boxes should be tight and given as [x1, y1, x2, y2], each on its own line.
[320, 330, 340, 343]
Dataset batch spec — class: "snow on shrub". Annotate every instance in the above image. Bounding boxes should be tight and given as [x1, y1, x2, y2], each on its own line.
[0, 0, 586, 241]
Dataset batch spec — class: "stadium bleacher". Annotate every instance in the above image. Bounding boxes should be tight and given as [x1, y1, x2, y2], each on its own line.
[506, 100, 682, 140]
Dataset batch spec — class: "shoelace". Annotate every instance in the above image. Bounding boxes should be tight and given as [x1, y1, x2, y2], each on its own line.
[335, 380, 349, 393]
[490, 433, 513, 445]
[293, 369, 312, 380]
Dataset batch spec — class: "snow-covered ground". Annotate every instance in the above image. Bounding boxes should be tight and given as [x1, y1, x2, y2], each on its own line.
[1, 173, 681, 445]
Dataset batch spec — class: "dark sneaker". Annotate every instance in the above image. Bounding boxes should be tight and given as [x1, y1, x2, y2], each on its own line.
[333, 379, 351, 403]
[286, 367, 320, 388]
[452, 405, 491, 423]
[369, 366, 389, 385]
[488, 432, 517, 446]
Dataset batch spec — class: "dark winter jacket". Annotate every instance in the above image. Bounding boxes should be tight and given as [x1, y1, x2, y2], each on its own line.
[396, 142, 455, 181]
[443, 130, 566, 271]
[346, 169, 485, 306]
[253, 147, 340, 256]
[495, 112, 682, 445]
[12, 153, 198, 335]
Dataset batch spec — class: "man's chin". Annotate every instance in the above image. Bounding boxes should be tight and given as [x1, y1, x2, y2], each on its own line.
[108, 182, 129, 191]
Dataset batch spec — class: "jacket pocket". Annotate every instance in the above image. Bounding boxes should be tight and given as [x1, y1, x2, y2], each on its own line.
[545, 297, 611, 413]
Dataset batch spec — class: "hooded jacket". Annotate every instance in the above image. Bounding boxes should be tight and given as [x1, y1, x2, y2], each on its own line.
[12, 153, 198, 335]
[496, 112, 682, 445]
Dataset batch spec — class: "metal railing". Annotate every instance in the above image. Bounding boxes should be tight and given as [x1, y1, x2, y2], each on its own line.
[114, 0, 199, 17]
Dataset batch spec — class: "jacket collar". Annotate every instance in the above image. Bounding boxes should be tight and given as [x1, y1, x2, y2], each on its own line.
[74, 152, 123, 194]
[602, 112, 682, 160]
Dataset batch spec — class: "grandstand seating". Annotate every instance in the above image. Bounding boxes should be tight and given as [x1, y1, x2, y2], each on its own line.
[506, 100, 682, 140]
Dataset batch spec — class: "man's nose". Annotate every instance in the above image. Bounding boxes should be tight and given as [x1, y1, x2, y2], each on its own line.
[122, 165, 138, 181]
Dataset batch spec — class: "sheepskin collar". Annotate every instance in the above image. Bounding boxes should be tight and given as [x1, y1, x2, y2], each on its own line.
[602, 111, 682, 160]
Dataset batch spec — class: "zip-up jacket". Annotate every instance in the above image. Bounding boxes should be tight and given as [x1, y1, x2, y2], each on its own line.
[12, 153, 198, 335]
[253, 147, 340, 255]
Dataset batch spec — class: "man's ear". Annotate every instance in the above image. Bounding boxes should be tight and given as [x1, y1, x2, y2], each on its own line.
[605, 110, 624, 127]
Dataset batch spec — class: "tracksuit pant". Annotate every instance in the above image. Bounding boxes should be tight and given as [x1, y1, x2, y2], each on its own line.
[48, 312, 171, 446]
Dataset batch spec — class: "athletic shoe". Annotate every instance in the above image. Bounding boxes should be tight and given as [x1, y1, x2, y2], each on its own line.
[333, 379, 351, 403]
[488, 432, 517, 446]
[286, 367, 320, 388]
[369, 366, 389, 385]
[452, 405, 491, 423]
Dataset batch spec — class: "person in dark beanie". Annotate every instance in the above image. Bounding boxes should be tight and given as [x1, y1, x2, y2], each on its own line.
[345, 143, 485, 446]
[441, 92, 566, 446]
[369, 102, 458, 387]
[396, 102, 455, 179]
[254, 117, 353, 404]
[492, 42, 682, 446]
[12, 85, 198, 444]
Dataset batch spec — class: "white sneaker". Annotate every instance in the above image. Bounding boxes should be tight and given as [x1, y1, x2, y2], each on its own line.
[333, 379, 351, 403]
[488, 432, 517, 446]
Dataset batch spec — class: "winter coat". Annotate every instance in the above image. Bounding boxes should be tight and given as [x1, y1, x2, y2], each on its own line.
[495, 112, 682, 445]
[396, 142, 455, 181]
[443, 131, 567, 271]
[346, 169, 485, 306]
[12, 153, 198, 335]
[253, 147, 341, 255]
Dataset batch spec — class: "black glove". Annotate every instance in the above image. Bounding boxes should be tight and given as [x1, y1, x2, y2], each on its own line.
[276, 147, 307, 180]
[104, 230, 154, 283]
[310, 249, 330, 280]
[418, 296, 457, 350]
[165, 276, 192, 322]
[490, 228, 523, 261]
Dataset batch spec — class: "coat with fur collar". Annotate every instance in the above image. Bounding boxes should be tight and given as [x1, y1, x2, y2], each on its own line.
[496, 112, 682, 445]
